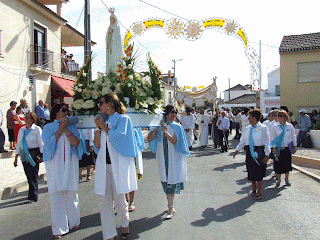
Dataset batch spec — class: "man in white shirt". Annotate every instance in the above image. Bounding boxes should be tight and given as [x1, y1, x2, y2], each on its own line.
[217, 111, 230, 152]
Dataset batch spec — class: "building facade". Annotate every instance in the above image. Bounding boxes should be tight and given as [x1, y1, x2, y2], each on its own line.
[0, 0, 90, 140]
[260, 67, 280, 113]
[279, 32, 320, 118]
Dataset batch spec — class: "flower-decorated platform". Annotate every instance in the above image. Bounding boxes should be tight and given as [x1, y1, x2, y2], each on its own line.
[72, 43, 164, 129]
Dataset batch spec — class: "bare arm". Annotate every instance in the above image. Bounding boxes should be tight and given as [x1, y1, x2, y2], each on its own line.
[148, 127, 160, 142]
[65, 128, 80, 147]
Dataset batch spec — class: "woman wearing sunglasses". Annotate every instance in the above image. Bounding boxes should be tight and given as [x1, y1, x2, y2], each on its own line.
[148, 105, 189, 219]
[269, 110, 297, 187]
[42, 103, 83, 239]
[94, 94, 138, 240]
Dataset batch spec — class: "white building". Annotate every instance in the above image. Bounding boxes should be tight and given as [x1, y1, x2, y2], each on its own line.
[260, 67, 281, 113]
[0, 0, 94, 141]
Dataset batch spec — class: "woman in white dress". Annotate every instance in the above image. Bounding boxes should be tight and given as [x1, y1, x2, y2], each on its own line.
[94, 94, 138, 240]
[148, 105, 189, 219]
[42, 103, 83, 239]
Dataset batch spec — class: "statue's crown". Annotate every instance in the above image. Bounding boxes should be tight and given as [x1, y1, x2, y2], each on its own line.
[109, 7, 115, 14]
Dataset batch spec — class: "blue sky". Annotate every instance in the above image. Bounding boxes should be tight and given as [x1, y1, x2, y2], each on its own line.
[56, 0, 320, 97]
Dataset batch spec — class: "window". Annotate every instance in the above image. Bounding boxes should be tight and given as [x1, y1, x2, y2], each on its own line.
[275, 85, 280, 96]
[297, 61, 320, 82]
[34, 23, 46, 66]
[169, 92, 172, 104]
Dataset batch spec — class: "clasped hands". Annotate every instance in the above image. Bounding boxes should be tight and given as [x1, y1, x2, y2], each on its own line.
[95, 116, 109, 134]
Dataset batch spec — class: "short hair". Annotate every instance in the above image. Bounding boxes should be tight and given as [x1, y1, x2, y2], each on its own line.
[16, 106, 22, 114]
[244, 107, 250, 114]
[164, 104, 175, 116]
[249, 108, 263, 122]
[271, 109, 279, 116]
[280, 105, 289, 113]
[20, 98, 26, 104]
[38, 100, 43, 105]
[278, 110, 289, 120]
[50, 103, 67, 122]
[10, 101, 17, 107]
[26, 112, 37, 123]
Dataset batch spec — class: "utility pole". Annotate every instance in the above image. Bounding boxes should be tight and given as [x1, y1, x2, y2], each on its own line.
[172, 59, 182, 104]
[84, 0, 92, 81]
[256, 40, 262, 108]
[228, 78, 230, 102]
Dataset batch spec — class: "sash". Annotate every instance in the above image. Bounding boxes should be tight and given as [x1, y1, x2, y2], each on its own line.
[249, 125, 259, 165]
[20, 128, 37, 167]
[270, 124, 286, 156]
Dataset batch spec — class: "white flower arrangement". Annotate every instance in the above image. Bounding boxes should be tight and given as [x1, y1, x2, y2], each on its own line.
[72, 46, 163, 115]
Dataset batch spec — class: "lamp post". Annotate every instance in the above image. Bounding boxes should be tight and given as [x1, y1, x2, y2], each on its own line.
[172, 59, 182, 104]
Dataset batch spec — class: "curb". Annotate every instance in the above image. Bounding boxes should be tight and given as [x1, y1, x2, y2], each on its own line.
[0, 173, 47, 200]
[292, 155, 320, 182]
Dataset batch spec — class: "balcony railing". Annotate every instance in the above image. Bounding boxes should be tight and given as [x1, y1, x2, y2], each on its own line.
[30, 45, 54, 71]
[61, 58, 79, 77]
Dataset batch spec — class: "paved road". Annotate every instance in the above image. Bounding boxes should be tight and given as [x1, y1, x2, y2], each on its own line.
[1, 140, 320, 240]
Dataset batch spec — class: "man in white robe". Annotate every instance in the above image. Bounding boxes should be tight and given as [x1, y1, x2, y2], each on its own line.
[196, 109, 210, 148]
[181, 108, 195, 150]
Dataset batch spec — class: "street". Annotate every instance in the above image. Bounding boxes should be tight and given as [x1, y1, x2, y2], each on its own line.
[1, 139, 320, 240]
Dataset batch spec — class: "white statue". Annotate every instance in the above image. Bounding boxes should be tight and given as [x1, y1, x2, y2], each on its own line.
[106, 8, 124, 73]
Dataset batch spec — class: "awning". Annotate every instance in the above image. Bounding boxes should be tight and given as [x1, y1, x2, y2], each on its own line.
[61, 23, 97, 47]
[51, 76, 75, 97]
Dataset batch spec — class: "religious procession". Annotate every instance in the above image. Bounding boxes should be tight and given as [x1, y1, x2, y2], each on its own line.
[1, 1, 320, 240]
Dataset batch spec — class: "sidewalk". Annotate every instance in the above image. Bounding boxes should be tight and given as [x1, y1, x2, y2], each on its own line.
[1, 131, 319, 200]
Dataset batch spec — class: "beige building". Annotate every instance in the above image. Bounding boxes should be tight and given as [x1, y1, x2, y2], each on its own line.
[279, 32, 320, 118]
[0, 0, 94, 140]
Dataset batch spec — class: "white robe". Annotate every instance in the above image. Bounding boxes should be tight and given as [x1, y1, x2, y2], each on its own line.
[135, 150, 143, 175]
[196, 114, 210, 146]
[95, 122, 138, 196]
[181, 114, 195, 147]
[156, 125, 187, 184]
[45, 133, 79, 194]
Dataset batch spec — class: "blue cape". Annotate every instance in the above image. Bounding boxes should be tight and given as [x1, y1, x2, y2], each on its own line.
[101, 113, 138, 158]
[149, 121, 189, 157]
[134, 127, 146, 152]
[42, 121, 83, 161]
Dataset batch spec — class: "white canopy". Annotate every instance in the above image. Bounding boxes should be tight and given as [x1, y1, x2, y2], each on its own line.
[175, 82, 218, 107]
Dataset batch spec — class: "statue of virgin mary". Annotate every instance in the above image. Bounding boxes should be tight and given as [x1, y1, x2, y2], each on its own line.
[106, 8, 124, 73]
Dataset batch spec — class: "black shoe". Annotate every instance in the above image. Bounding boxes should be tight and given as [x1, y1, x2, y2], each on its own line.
[0, 150, 8, 153]
[220, 149, 224, 153]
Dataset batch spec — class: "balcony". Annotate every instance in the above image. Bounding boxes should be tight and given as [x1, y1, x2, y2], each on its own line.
[29, 45, 54, 73]
[61, 59, 79, 77]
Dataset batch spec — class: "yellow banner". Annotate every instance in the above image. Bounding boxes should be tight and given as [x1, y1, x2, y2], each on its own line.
[143, 19, 165, 29]
[237, 28, 247, 48]
[123, 31, 133, 51]
[203, 19, 225, 28]
[184, 86, 191, 89]
[198, 86, 205, 89]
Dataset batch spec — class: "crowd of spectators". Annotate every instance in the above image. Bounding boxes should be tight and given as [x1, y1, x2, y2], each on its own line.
[61, 49, 79, 76]
[0, 98, 50, 152]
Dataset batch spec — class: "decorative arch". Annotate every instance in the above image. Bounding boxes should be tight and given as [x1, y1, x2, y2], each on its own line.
[123, 18, 261, 90]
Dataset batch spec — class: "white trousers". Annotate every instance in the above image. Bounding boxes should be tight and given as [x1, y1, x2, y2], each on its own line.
[101, 164, 129, 240]
[49, 191, 80, 235]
